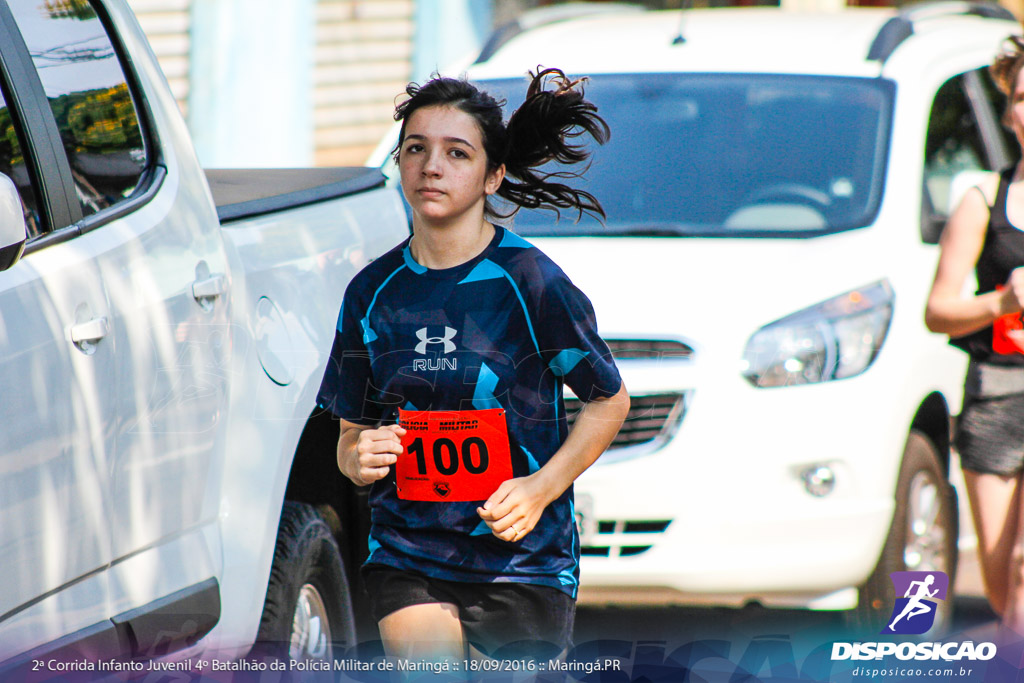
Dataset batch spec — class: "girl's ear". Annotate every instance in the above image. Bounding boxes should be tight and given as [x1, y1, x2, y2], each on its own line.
[485, 164, 506, 196]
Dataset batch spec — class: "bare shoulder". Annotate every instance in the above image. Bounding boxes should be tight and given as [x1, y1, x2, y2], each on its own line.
[975, 171, 1001, 207]
[950, 177, 994, 228]
[937, 178, 992, 258]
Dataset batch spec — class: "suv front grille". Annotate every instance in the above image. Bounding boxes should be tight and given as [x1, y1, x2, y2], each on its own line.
[603, 338, 693, 360]
[581, 519, 673, 558]
[565, 392, 685, 449]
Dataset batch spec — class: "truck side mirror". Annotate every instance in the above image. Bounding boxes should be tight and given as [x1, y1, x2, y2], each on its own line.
[0, 172, 27, 271]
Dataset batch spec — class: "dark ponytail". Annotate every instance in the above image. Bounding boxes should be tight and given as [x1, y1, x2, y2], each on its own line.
[499, 67, 610, 221]
[392, 67, 610, 222]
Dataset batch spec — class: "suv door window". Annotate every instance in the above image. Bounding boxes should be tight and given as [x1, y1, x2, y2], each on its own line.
[0, 79, 43, 236]
[7, 0, 147, 220]
[923, 73, 990, 219]
[977, 67, 1022, 170]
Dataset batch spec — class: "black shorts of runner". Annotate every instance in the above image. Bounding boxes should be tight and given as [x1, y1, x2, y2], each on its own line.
[956, 391, 1024, 476]
[362, 565, 575, 659]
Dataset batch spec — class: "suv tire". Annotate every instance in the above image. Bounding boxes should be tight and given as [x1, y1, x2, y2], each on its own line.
[255, 501, 357, 661]
[847, 430, 959, 635]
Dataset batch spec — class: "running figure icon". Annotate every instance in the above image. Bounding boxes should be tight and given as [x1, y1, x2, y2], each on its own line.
[888, 574, 939, 631]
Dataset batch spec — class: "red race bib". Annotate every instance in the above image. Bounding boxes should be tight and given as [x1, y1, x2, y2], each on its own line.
[396, 409, 513, 502]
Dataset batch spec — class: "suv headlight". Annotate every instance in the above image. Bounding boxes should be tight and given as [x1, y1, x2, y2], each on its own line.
[740, 280, 893, 388]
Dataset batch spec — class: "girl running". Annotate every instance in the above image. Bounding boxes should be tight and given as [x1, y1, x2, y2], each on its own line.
[317, 68, 629, 661]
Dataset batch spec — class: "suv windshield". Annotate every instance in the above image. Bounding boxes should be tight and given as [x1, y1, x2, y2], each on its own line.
[477, 73, 894, 238]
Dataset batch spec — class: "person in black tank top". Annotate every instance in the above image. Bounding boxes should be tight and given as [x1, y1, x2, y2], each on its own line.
[925, 36, 1024, 640]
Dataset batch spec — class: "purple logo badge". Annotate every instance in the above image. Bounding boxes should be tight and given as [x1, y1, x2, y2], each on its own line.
[882, 571, 949, 635]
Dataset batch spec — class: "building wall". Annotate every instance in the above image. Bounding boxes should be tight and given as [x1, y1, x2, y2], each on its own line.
[125, 0, 191, 116]
[126, 0, 414, 167]
[313, 0, 414, 166]
[124, 0, 1023, 167]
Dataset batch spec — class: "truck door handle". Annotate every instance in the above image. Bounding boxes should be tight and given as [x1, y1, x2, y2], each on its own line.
[70, 316, 109, 354]
[192, 274, 226, 302]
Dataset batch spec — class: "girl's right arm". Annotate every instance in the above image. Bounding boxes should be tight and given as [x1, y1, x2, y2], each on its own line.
[925, 179, 1024, 337]
[337, 420, 407, 487]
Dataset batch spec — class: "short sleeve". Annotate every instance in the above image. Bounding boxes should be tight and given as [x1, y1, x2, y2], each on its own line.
[536, 272, 622, 402]
[316, 285, 383, 425]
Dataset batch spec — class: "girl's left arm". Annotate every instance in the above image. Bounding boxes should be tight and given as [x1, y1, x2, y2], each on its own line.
[477, 381, 630, 542]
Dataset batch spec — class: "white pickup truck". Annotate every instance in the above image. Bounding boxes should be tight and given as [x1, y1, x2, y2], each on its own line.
[0, 0, 407, 670]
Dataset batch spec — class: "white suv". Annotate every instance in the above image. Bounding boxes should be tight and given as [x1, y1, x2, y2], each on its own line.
[429, 1, 1019, 632]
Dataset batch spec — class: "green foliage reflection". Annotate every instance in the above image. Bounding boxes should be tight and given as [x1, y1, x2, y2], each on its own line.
[50, 83, 142, 152]
[40, 0, 97, 21]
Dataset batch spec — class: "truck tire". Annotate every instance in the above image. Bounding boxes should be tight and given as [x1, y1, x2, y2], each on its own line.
[847, 430, 958, 636]
[255, 501, 357, 662]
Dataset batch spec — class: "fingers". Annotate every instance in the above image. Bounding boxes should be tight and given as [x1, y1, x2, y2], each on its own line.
[498, 523, 522, 543]
[354, 426, 406, 483]
[477, 513, 531, 542]
[478, 480, 518, 519]
[1006, 268, 1024, 310]
[477, 484, 535, 543]
[383, 423, 408, 437]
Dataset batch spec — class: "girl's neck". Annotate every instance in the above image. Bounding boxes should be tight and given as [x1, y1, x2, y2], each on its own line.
[409, 220, 496, 270]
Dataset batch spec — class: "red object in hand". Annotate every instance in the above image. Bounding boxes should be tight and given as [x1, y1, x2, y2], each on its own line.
[993, 286, 1024, 355]
[396, 408, 513, 502]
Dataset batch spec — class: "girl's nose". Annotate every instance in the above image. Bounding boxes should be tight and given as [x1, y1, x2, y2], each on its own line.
[423, 150, 443, 176]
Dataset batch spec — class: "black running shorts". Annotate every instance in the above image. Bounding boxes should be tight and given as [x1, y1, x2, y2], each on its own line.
[362, 565, 575, 658]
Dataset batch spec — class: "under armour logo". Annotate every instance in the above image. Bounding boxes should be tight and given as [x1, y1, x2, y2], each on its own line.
[415, 327, 457, 354]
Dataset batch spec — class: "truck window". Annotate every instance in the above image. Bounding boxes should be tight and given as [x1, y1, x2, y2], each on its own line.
[923, 74, 989, 218]
[0, 80, 43, 237]
[8, 0, 148, 220]
[977, 67, 1022, 170]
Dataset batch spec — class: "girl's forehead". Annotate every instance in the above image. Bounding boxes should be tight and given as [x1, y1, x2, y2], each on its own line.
[405, 105, 484, 144]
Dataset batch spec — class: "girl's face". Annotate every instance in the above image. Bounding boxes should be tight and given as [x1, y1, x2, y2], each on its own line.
[1011, 67, 1024, 147]
[398, 105, 504, 227]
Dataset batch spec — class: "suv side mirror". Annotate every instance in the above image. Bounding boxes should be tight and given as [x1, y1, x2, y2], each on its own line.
[0, 172, 26, 271]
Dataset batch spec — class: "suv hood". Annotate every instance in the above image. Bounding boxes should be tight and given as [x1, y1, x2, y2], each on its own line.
[531, 233, 889, 362]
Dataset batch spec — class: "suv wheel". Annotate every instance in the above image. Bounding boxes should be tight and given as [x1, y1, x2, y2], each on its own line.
[847, 430, 959, 636]
[256, 501, 357, 661]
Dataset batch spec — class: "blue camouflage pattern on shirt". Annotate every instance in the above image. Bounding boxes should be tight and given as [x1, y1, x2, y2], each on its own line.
[317, 226, 622, 597]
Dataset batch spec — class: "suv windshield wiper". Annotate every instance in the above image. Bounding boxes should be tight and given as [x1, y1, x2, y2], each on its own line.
[606, 223, 702, 237]
[516, 222, 709, 238]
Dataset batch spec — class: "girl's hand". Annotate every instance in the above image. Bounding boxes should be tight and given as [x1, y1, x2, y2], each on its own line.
[477, 474, 556, 543]
[342, 424, 406, 486]
[999, 267, 1024, 316]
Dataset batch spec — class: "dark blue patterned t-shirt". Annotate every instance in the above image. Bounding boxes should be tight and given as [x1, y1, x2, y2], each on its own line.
[317, 225, 622, 597]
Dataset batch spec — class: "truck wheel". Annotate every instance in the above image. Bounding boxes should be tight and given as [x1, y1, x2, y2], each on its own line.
[256, 501, 357, 662]
[847, 430, 958, 636]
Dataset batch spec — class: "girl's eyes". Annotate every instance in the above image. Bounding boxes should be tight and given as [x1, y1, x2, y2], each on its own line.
[402, 143, 470, 158]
